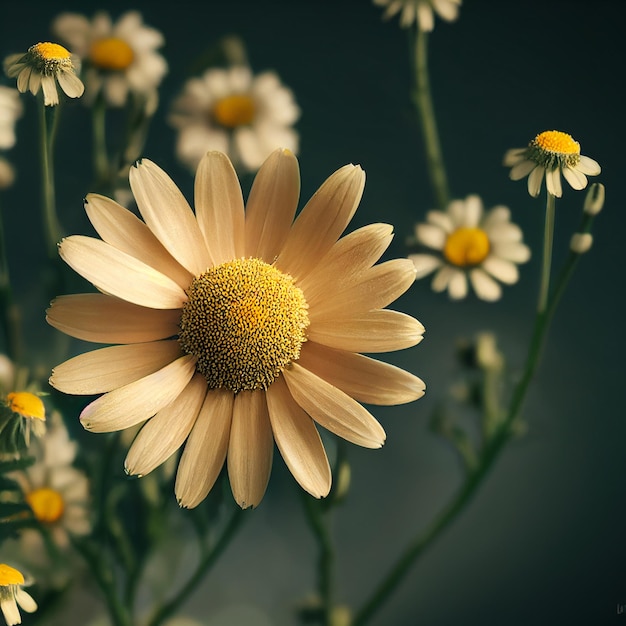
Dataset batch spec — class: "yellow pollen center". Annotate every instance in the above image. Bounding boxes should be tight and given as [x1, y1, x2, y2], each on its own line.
[89, 37, 135, 71]
[443, 227, 490, 267]
[179, 258, 309, 393]
[213, 94, 256, 128]
[533, 130, 580, 155]
[0, 564, 24, 587]
[6, 392, 45, 420]
[26, 487, 65, 524]
[31, 42, 71, 60]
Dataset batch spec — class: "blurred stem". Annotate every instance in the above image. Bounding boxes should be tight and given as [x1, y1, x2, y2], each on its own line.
[39, 98, 62, 259]
[411, 26, 449, 211]
[352, 193, 575, 626]
[92, 92, 110, 189]
[0, 198, 21, 362]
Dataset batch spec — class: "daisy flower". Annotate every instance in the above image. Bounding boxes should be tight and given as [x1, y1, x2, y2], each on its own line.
[0, 87, 22, 151]
[0, 159, 15, 190]
[169, 66, 300, 173]
[52, 10, 167, 107]
[47, 148, 425, 509]
[0, 564, 36, 626]
[2, 392, 46, 449]
[373, 0, 462, 31]
[410, 195, 530, 301]
[504, 130, 601, 198]
[3, 43, 84, 107]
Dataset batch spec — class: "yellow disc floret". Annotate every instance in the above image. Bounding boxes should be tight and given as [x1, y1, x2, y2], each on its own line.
[528, 130, 581, 169]
[26, 487, 65, 524]
[27, 42, 74, 75]
[213, 94, 256, 128]
[6, 392, 45, 421]
[179, 258, 309, 393]
[0, 564, 24, 587]
[31, 42, 71, 60]
[90, 37, 135, 71]
[443, 227, 490, 267]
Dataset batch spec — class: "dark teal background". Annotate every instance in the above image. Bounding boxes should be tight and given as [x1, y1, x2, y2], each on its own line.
[1, 1, 625, 625]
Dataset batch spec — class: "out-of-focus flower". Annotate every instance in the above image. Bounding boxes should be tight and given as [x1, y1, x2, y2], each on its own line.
[373, 0, 462, 30]
[2, 392, 46, 448]
[0, 159, 15, 190]
[0, 87, 22, 150]
[410, 194, 530, 301]
[504, 130, 601, 198]
[169, 66, 300, 173]
[0, 564, 36, 626]
[3, 42, 84, 107]
[47, 148, 424, 510]
[52, 10, 167, 107]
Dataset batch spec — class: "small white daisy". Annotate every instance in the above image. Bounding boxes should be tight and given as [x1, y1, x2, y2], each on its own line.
[410, 195, 531, 301]
[52, 10, 167, 107]
[0, 87, 22, 151]
[504, 130, 601, 198]
[373, 0, 462, 31]
[0, 564, 36, 626]
[169, 65, 300, 173]
[3, 42, 84, 107]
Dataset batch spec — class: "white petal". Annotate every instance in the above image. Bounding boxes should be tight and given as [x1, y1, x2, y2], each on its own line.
[577, 155, 601, 176]
[482, 256, 519, 284]
[470, 268, 502, 301]
[509, 159, 535, 180]
[447, 269, 468, 299]
[415, 223, 446, 249]
[409, 254, 442, 279]
[527, 166, 545, 197]
[462, 195, 483, 227]
[546, 168, 562, 198]
[562, 166, 588, 190]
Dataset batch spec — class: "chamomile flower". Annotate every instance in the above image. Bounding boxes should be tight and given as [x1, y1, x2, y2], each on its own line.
[0, 159, 14, 190]
[0, 87, 22, 151]
[3, 43, 84, 107]
[504, 130, 601, 198]
[373, 0, 462, 30]
[52, 10, 167, 107]
[47, 148, 424, 509]
[2, 392, 46, 449]
[169, 66, 300, 173]
[0, 564, 36, 626]
[410, 195, 530, 301]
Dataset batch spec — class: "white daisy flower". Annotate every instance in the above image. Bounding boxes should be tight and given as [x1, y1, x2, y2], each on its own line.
[3, 42, 84, 107]
[169, 65, 300, 173]
[0, 564, 36, 626]
[52, 10, 167, 107]
[410, 195, 531, 301]
[504, 130, 601, 198]
[0, 158, 15, 190]
[373, 0, 462, 31]
[0, 87, 22, 151]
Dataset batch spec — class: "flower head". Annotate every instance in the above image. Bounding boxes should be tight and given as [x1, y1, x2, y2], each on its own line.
[169, 66, 300, 173]
[52, 10, 167, 107]
[410, 195, 530, 301]
[1, 392, 46, 450]
[3, 42, 84, 107]
[48, 148, 425, 509]
[504, 130, 601, 198]
[0, 87, 22, 151]
[0, 564, 36, 626]
[373, 0, 462, 30]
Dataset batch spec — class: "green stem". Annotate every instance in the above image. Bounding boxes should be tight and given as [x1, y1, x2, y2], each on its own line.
[146, 506, 245, 626]
[39, 98, 62, 259]
[0, 198, 21, 362]
[537, 193, 556, 313]
[411, 26, 450, 211]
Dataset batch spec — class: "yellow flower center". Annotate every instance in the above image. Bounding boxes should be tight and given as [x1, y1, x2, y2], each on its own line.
[6, 392, 45, 420]
[26, 487, 65, 524]
[532, 130, 580, 155]
[443, 227, 490, 267]
[213, 94, 256, 128]
[30, 42, 71, 60]
[89, 37, 135, 71]
[179, 258, 309, 393]
[0, 564, 24, 587]
[27, 42, 74, 75]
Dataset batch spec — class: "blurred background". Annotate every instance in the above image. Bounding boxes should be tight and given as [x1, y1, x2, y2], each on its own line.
[1, 0, 624, 624]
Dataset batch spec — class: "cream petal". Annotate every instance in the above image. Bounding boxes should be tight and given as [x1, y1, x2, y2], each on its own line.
[462, 195, 483, 228]
[129, 159, 212, 275]
[425, 210, 453, 233]
[276, 164, 365, 281]
[509, 159, 536, 180]
[493, 241, 531, 264]
[527, 166, 545, 197]
[482, 256, 519, 284]
[227, 390, 273, 509]
[15, 588, 37, 613]
[175, 389, 234, 508]
[309, 259, 416, 322]
[415, 223, 446, 250]
[125, 373, 206, 476]
[41, 76, 59, 105]
[84, 193, 193, 289]
[16, 66, 32, 92]
[503, 148, 526, 167]
[194, 151, 245, 266]
[59, 236, 187, 309]
[576, 155, 601, 176]
[1, 597, 21, 625]
[487, 221, 523, 244]
[410, 254, 442, 279]
[80, 355, 197, 433]
[482, 206, 511, 229]
[447, 199, 467, 227]
[308, 309, 424, 353]
[431, 265, 455, 292]
[447, 269, 468, 299]
[57, 70, 84, 98]
[266, 376, 331, 499]
[297, 341, 425, 405]
[546, 168, 562, 198]
[470, 268, 502, 301]
[46, 294, 181, 344]
[283, 363, 385, 448]
[50, 340, 183, 394]
[562, 166, 587, 190]
[244, 148, 300, 261]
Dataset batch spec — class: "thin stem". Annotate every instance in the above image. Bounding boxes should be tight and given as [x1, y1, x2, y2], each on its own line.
[411, 26, 450, 211]
[537, 193, 556, 313]
[0, 198, 21, 362]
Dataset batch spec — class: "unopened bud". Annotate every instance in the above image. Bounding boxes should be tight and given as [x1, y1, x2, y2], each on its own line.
[570, 232, 593, 254]
[583, 182, 605, 215]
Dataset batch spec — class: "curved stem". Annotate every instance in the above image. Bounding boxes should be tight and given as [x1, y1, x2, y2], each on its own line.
[537, 193, 556, 313]
[411, 27, 450, 211]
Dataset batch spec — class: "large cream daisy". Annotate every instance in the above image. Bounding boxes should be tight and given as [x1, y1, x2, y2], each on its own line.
[169, 66, 300, 173]
[410, 195, 530, 301]
[52, 10, 167, 107]
[0, 87, 22, 151]
[47, 149, 425, 509]
[373, 0, 462, 31]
